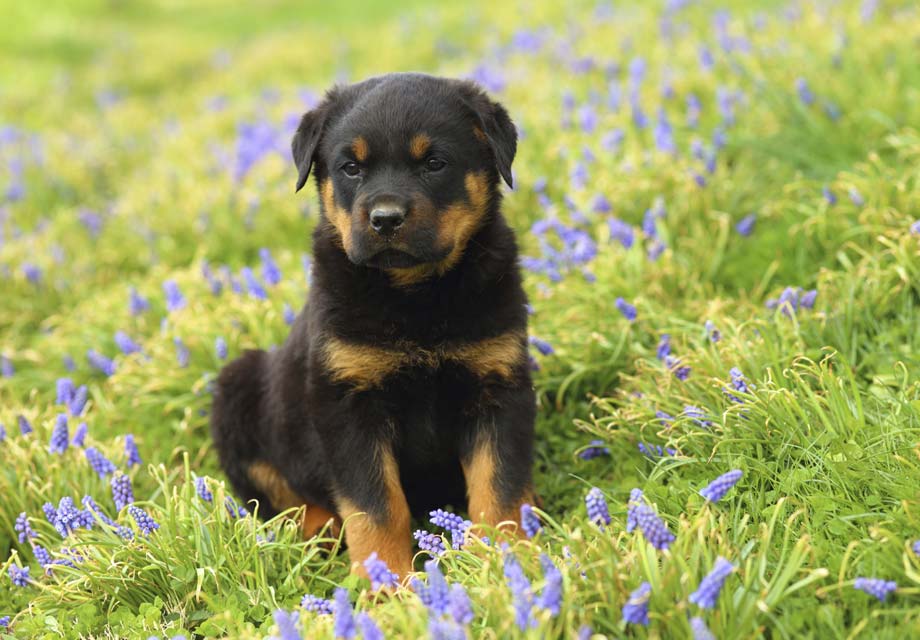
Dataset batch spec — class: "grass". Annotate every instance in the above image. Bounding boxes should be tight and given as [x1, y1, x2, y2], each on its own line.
[2, 0, 920, 637]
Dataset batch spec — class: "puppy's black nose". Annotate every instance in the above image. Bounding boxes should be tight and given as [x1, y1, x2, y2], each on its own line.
[369, 206, 406, 236]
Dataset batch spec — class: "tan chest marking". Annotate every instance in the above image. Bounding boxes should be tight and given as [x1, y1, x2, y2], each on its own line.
[320, 330, 525, 389]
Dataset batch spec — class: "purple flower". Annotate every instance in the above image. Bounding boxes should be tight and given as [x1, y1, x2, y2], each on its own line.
[241, 267, 268, 300]
[520, 503, 541, 538]
[301, 593, 333, 614]
[704, 320, 721, 343]
[163, 280, 186, 312]
[800, 289, 817, 309]
[234, 120, 283, 181]
[18, 415, 33, 435]
[608, 218, 634, 248]
[124, 434, 142, 467]
[8, 565, 29, 588]
[578, 105, 598, 133]
[448, 583, 473, 625]
[0, 423, 5, 442]
[45, 497, 93, 537]
[686, 93, 701, 128]
[656, 334, 671, 360]
[849, 188, 865, 206]
[616, 297, 637, 321]
[215, 337, 228, 360]
[356, 612, 383, 640]
[86, 349, 116, 376]
[49, 414, 69, 454]
[129, 505, 160, 536]
[332, 588, 356, 638]
[412, 559, 450, 615]
[665, 355, 691, 380]
[796, 78, 814, 105]
[111, 473, 134, 510]
[129, 287, 150, 315]
[72, 422, 88, 447]
[283, 304, 296, 326]
[822, 186, 837, 205]
[114, 330, 142, 355]
[912, 540, 920, 557]
[272, 609, 301, 640]
[1, 355, 13, 377]
[82, 495, 115, 526]
[691, 616, 716, 640]
[537, 554, 563, 616]
[601, 128, 624, 151]
[14, 512, 35, 543]
[626, 488, 644, 532]
[63, 354, 76, 371]
[689, 557, 735, 608]
[579, 439, 610, 460]
[259, 248, 282, 286]
[504, 552, 536, 630]
[1, 616, 10, 629]
[592, 194, 612, 213]
[854, 577, 897, 602]
[195, 476, 213, 503]
[69, 385, 88, 416]
[585, 487, 611, 526]
[224, 496, 249, 518]
[364, 552, 399, 590]
[429, 619, 466, 640]
[528, 336, 554, 356]
[736, 213, 756, 236]
[647, 240, 666, 261]
[414, 529, 447, 556]
[174, 337, 190, 368]
[622, 582, 651, 625]
[911, 220, 920, 235]
[85, 447, 116, 478]
[635, 503, 675, 550]
[654, 109, 676, 154]
[56, 377, 75, 405]
[683, 405, 712, 428]
[23, 263, 42, 285]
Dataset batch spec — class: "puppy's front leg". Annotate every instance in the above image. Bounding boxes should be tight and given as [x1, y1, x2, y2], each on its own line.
[462, 384, 537, 532]
[333, 442, 413, 580]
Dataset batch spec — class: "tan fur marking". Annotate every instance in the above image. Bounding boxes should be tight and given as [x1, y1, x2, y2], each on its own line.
[302, 504, 341, 539]
[351, 136, 369, 162]
[321, 336, 418, 390]
[322, 331, 523, 389]
[472, 126, 488, 142]
[386, 171, 490, 287]
[409, 133, 431, 159]
[338, 449, 413, 579]
[463, 438, 532, 532]
[446, 331, 525, 380]
[247, 461, 307, 512]
[320, 178, 352, 254]
[247, 461, 341, 540]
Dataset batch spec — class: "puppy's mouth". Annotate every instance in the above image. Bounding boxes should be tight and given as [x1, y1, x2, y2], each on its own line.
[363, 248, 425, 269]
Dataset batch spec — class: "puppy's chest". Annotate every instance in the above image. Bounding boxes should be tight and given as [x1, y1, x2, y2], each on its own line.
[318, 330, 525, 391]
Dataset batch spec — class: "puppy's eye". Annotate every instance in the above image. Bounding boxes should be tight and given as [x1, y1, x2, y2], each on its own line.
[425, 157, 447, 172]
[341, 162, 361, 177]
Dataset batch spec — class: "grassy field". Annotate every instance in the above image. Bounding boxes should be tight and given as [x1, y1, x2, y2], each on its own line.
[2, 0, 920, 637]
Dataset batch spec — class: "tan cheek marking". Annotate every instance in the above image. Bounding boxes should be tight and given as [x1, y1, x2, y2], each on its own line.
[447, 331, 525, 381]
[436, 171, 491, 271]
[320, 336, 405, 390]
[409, 133, 431, 159]
[337, 449, 413, 580]
[463, 437, 532, 532]
[320, 179, 353, 254]
[351, 136, 369, 162]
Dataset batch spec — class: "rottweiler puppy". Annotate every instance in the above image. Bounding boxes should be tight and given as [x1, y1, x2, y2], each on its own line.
[210, 72, 535, 580]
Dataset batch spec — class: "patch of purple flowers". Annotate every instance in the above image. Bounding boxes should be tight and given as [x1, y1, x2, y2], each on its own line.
[129, 505, 160, 536]
[579, 439, 610, 460]
[124, 434, 142, 467]
[49, 414, 69, 454]
[414, 529, 447, 556]
[111, 473, 134, 510]
[520, 503, 542, 538]
[634, 503, 676, 550]
[700, 470, 743, 503]
[616, 297, 637, 321]
[301, 593, 333, 614]
[503, 551, 536, 630]
[85, 447, 116, 477]
[8, 565, 29, 588]
[15, 512, 35, 543]
[585, 487, 611, 526]
[364, 552, 399, 590]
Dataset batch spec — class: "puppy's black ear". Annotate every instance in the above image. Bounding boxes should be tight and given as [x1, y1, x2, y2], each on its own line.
[456, 81, 518, 188]
[291, 96, 334, 193]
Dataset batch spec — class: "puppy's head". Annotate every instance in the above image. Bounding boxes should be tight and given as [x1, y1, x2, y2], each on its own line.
[291, 73, 516, 282]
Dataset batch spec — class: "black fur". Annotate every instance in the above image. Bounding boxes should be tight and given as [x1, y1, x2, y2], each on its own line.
[211, 73, 535, 567]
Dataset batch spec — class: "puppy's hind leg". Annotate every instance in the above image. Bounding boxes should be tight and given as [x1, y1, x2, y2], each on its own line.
[210, 349, 279, 518]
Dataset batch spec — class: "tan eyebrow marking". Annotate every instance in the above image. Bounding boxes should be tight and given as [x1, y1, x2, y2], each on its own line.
[351, 136, 369, 162]
[409, 133, 431, 160]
